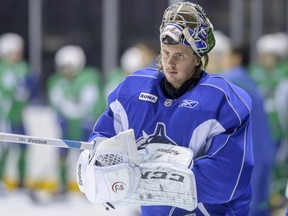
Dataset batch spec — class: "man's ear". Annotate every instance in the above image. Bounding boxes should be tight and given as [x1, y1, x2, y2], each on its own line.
[195, 56, 201, 66]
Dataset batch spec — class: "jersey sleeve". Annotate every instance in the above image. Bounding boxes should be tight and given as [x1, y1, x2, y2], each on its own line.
[88, 68, 159, 141]
[193, 80, 254, 204]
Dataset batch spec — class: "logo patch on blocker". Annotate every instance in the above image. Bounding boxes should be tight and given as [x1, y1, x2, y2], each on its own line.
[179, 100, 198, 108]
[112, 181, 126, 192]
[139, 92, 158, 103]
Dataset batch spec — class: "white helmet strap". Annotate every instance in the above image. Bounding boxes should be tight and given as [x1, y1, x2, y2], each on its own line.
[182, 28, 199, 57]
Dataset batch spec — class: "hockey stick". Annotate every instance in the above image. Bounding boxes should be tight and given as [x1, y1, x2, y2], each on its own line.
[0, 131, 97, 205]
[0, 131, 124, 211]
[0, 132, 94, 150]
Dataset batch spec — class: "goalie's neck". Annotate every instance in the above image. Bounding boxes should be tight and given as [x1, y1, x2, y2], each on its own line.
[161, 71, 203, 99]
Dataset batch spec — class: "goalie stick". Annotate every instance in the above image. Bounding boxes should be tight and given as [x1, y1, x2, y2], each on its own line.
[0, 131, 120, 210]
[0, 132, 94, 150]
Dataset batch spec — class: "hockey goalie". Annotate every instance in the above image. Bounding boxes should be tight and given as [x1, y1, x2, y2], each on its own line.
[76, 1, 254, 216]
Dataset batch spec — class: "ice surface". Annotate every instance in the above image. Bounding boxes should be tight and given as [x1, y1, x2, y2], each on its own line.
[0, 190, 140, 216]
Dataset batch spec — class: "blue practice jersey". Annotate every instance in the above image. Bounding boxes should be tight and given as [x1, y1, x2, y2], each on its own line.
[90, 68, 254, 216]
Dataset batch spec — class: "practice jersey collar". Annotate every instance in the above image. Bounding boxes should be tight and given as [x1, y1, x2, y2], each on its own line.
[162, 71, 203, 99]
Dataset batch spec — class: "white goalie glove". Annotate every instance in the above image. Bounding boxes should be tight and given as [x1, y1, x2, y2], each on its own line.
[76, 129, 141, 203]
[76, 129, 197, 211]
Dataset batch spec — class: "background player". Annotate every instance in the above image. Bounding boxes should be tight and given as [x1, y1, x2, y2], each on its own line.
[0, 33, 31, 191]
[47, 45, 105, 197]
[104, 41, 158, 100]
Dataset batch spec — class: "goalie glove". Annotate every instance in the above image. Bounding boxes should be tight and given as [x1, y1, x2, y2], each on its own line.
[76, 129, 141, 204]
[123, 143, 197, 211]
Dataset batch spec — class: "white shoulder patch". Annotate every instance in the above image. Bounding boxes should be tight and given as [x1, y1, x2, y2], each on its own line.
[139, 92, 158, 103]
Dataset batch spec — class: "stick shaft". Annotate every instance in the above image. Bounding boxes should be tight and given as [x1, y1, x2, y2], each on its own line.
[0, 132, 94, 150]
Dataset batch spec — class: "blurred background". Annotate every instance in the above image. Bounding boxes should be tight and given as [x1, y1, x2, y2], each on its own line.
[0, 0, 287, 215]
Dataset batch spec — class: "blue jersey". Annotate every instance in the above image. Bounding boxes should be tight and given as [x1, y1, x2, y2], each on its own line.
[221, 66, 274, 216]
[90, 68, 254, 216]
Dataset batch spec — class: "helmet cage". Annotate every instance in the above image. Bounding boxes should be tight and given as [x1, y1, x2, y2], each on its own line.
[160, 2, 215, 57]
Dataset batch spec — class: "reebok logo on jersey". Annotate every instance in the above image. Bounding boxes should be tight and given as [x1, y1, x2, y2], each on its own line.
[139, 92, 158, 103]
[178, 99, 198, 108]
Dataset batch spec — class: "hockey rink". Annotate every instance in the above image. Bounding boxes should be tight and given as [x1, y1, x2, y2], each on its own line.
[0, 105, 140, 216]
[0, 191, 140, 216]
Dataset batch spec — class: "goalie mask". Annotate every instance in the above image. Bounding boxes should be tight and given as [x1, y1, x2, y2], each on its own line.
[160, 2, 215, 57]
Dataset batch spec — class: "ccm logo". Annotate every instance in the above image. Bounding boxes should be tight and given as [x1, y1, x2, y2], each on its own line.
[139, 92, 158, 103]
[112, 182, 126, 192]
[142, 171, 185, 183]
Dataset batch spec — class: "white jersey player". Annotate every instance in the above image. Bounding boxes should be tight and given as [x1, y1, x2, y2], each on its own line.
[76, 2, 254, 215]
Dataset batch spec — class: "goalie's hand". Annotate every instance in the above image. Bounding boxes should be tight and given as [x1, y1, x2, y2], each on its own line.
[76, 130, 141, 204]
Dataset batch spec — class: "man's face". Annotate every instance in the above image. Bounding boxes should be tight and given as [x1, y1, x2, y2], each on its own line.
[58, 65, 79, 79]
[3, 50, 23, 64]
[161, 43, 200, 89]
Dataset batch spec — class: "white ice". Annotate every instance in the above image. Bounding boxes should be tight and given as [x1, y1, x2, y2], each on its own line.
[0, 190, 140, 216]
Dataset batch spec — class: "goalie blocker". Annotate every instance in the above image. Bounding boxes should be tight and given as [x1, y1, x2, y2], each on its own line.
[76, 129, 197, 211]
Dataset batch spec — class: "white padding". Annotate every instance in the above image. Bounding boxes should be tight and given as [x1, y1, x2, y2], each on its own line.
[76, 129, 141, 204]
[123, 143, 197, 211]
[84, 159, 140, 203]
[139, 143, 194, 167]
[95, 129, 139, 165]
[76, 150, 90, 193]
